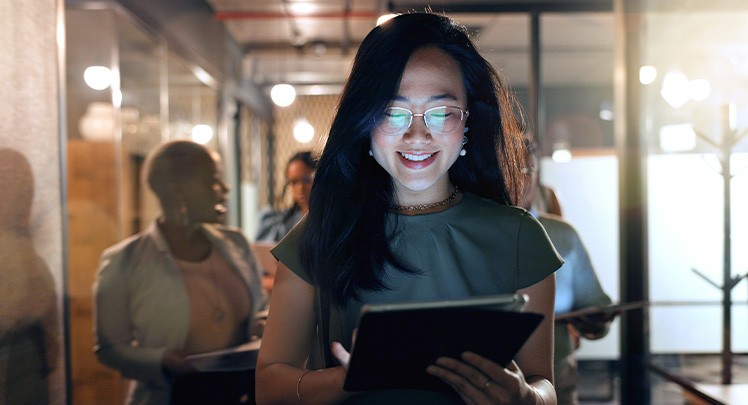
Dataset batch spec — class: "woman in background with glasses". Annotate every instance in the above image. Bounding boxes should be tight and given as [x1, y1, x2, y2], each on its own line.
[255, 151, 316, 243]
[257, 13, 562, 404]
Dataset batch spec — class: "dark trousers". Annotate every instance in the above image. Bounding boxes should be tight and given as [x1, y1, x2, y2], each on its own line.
[171, 369, 255, 405]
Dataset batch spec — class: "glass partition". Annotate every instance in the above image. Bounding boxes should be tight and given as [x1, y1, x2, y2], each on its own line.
[641, 4, 748, 358]
[65, 5, 224, 404]
[167, 53, 219, 150]
[65, 7, 126, 404]
[539, 13, 618, 363]
[117, 11, 164, 236]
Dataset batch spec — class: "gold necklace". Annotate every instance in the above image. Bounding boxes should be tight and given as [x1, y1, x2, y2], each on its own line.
[394, 187, 461, 213]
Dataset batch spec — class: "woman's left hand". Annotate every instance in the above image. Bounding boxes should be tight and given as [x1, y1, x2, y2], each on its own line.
[330, 328, 359, 370]
[331, 341, 351, 370]
[427, 352, 537, 404]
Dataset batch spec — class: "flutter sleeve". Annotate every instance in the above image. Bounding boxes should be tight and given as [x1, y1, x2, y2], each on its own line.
[270, 217, 312, 284]
[516, 210, 564, 288]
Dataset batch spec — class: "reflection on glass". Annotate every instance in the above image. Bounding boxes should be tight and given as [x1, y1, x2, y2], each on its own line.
[65, 6, 225, 404]
[168, 53, 218, 150]
[0, 149, 61, 404]
[84, 66, 113, 90]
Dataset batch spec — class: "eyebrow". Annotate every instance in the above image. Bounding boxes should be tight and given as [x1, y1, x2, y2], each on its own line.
[392, 93, 459, 103]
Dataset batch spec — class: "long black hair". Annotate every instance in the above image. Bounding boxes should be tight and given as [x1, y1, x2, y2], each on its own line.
[301, 12, 526, 305]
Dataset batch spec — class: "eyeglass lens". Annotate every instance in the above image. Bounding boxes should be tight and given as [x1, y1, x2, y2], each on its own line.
[380, 106, 466, 134]
[287, 176, 313, 187]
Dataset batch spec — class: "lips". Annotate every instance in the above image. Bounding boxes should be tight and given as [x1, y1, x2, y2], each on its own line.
[398, 151, 437, 169]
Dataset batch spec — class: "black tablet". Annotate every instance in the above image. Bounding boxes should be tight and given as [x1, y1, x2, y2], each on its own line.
[343, 294, 544, 392]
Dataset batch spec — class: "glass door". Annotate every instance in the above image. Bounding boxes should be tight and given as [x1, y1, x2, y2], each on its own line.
[641, 1, 748, 385]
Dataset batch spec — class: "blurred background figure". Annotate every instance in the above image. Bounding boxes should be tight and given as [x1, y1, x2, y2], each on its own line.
[93, 140, 267, 405]
[253, 151, 317, 292]
[539, 215, 614, 405]
[254, 151, 316, 242]
[520, 139, 616, 405]
[523, 140, 564, 217]
[0, 148, 60, 405]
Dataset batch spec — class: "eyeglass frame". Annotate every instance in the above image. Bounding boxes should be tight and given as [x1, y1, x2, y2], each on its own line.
[285, 175, 314, 188]
[377, 105, 469, 134]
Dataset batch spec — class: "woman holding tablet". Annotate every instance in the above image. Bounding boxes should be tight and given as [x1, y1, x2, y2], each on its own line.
[256, 12, 562, 404]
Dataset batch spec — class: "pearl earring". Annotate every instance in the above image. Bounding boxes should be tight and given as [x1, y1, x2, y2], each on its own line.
[460, 136, 468, 156]
[368, 150, 374, 156]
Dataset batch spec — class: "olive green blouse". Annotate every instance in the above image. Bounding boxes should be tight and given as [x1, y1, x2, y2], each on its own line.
[272, 191, 563, 402]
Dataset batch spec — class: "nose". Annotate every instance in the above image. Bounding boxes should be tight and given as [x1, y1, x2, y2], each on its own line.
[218, 180, 229, 195]
[404, 115, 432, 144]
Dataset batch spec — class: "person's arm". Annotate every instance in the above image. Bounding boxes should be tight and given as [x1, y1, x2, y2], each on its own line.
[514, 273, 557, 403]
[255, 263, 352, 404]
[93, 251, 175, 385]
[567, 225, 613, 340]
[427, 274, 557, 405]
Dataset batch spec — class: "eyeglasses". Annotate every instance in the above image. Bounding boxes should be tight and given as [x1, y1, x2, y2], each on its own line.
[378, 106, 469, 135]
[286, 175, 314, 188]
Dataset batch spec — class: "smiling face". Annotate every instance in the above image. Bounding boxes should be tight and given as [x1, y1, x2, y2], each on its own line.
[370, 47, 468, 206]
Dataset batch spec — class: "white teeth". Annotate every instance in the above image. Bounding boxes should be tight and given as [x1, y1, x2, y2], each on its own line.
[400, 152, 433, 161]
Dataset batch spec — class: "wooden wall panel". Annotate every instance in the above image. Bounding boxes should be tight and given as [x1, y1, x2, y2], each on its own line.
[67, 139, 127, 404]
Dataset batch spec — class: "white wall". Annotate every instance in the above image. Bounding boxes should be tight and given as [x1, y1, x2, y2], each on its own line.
[541, 155, 620, 359]
[648, 153, 748, 353]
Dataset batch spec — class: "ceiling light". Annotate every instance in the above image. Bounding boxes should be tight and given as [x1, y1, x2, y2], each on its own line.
[78, 102, 114, 141]
[639, 65, 657, 85]
[84, 65, 113, 90]
[288, 2, 317, 16]
[660, 71, 690, 109]
[552, 143, 572, 163]
[191, 124, 214, 144]
[271, 83, 296, 107]
[293, 118, 314, 143]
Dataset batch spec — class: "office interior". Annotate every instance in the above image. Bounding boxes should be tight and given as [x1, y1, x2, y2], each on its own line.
[2, 0, 748, 403]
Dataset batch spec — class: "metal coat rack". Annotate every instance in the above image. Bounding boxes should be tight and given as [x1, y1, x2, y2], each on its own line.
[691, 104, 748, 385]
